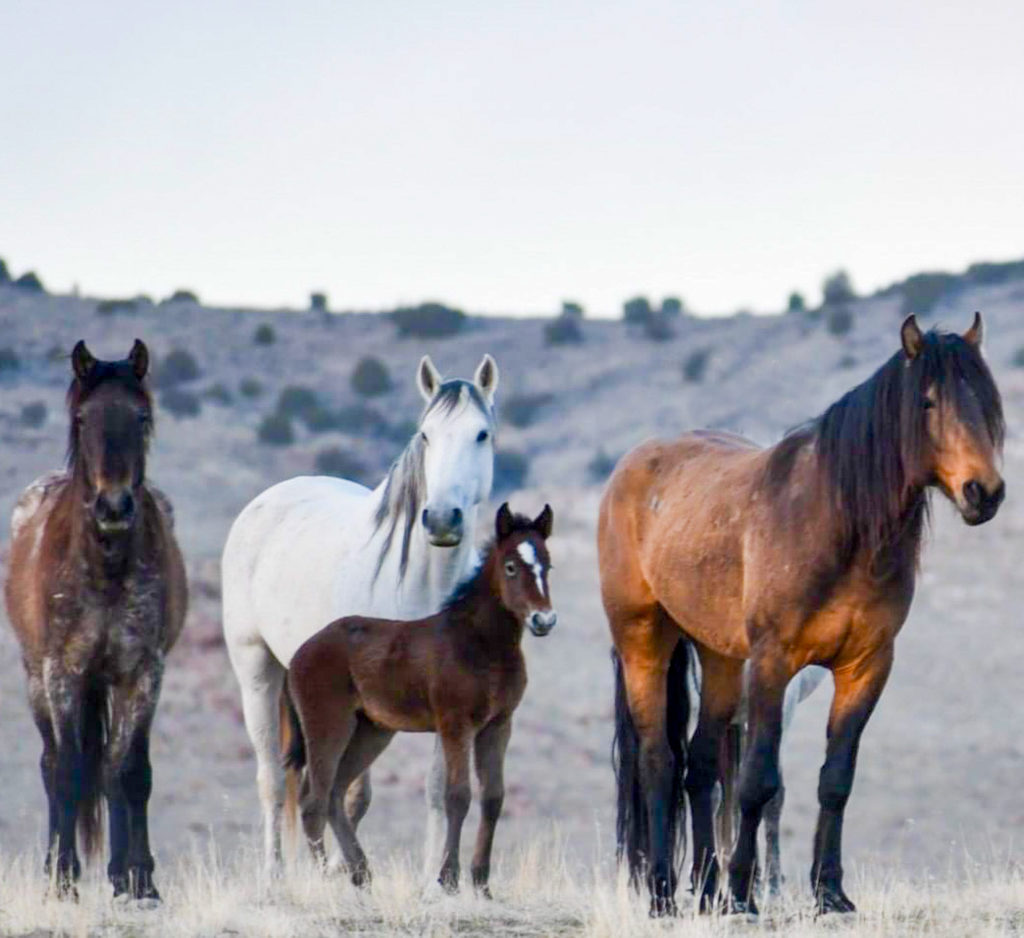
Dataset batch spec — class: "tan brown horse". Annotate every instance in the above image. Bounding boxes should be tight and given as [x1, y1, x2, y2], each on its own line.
[601, 314, 1004, 916]
[285, 503, 555, 895]
[4, 340, 187, 902]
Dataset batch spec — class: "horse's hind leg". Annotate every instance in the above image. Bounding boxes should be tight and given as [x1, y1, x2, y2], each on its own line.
[343, 772, 372, 830]
[327, 719, 394, 887]
[231, 640, 287, 872]
[423, 737, 447, 879]
[470, 716, 512, 898]
[762, 781, 784, 897]
[686, 644, 743, 911]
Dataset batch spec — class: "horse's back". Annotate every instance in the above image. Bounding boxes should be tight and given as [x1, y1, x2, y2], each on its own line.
[222, 475, 376, 666]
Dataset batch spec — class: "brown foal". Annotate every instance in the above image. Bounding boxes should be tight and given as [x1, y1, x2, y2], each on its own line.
[285, 503, 556, 895]
[601, 315, 1004, 916]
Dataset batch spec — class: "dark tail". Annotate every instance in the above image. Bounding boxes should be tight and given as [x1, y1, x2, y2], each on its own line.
[612, 636, 692, 888]
[78, 682, 108, 862]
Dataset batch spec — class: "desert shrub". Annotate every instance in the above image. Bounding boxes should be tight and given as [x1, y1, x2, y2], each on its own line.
[544, 313, 584, 346]
[239, 377, 264, 398]
[310, 292, 328, 313]
[258, 412, 294, 446]
[561, 301, 584, 319]
[351, 356, 392, 397]
[966, 260, 1024, 286]
[502, 392, 554, 429]
[335, 404, 389, 436]
[13, 271, 44, 293]
[1013, 347, 1024, 368]
[643, 313, 675, 342]
[20, 401, 47, 428]
[276, 385, 319, 421]
[822, 270, 855, 306]
[164, 289, 198, 304]
[787, 291, 806, 313]
[302, 404, 338, 433]
[0, 258, 9, 284]
[493, 450, 530, 494]
[826, 306, 854, 336]
[392, 302, 465, 338]
[682, 348, 711, 383]
[623, 296, 653, 326]
[46, 344, 65, 363]
[96, 298, 138, 316]
[383, 418, 419, 444]
[253, 323, 276, 345]
[660, 296, 684, 317]
[160, 387, 201, 418]
[587, 448, 618, 483]
[204, 383, 233, 405]
[314, 446, 368, 483]
[157, 348, 201, 387]
[838, 354, 857, 369]
[900, 272, 958, 317]
[0, 346, 21, 372]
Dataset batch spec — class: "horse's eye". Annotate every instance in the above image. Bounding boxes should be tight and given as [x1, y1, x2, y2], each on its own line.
[504, 560, 517, 577]
[923, 399, 936, 411]
[477, 429, 489, 443]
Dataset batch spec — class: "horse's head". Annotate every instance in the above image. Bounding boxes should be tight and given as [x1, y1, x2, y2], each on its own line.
[493, 502, 556, 636]
[416, 354, 498, 546]
[901, 313, 1005, 525]
[68, 339, 153, 534]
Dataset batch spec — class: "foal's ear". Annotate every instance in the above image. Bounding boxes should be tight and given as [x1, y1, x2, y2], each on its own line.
[963, 311, 983, 348]
[900, 315, 924, 360]
[417, 355, 442, 403]
[129, 339, 149, 380]
[474, 354, 499, 405]
[533, 503, 553, 539]
[495, 502, 515, 540]
[72, 340, 97, 380]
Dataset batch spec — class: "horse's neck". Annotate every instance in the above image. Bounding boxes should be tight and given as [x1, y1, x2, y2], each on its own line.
[403, 505, 481, 612]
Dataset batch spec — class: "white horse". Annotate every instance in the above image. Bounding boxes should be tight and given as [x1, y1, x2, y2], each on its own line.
[222, 354, 499, 872]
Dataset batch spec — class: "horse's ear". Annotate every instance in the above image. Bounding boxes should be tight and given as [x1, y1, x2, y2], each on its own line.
[495, 502, 515, 540]
[129, 339, 149, 380]
[900, 315, 923, 360]
[417, 355, 442, 402]
[72, 340, 96, 380]
[474, 354, 499, 405]
[533, 503, 553, 539]
[963, 311, 983, 348]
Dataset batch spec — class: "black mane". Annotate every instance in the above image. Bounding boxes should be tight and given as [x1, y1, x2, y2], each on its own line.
[766, 328, 1004, 559]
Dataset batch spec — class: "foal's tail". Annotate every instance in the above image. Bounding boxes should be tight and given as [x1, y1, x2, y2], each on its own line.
[612, 635, 691, 888]
[281, 683, 306, 836]
[79, 682, 108, 861]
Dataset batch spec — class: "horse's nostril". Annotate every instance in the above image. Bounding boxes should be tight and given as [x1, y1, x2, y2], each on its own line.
[963, 480, 983, 508]
[451, 507, 463, 527]
[422, 508, 430, 527]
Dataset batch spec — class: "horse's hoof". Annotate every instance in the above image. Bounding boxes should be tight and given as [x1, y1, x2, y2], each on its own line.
[350, 867, 372, 889]
[648, 896, 677, 918]
[816, 886, 856, 915]
[724, 896, 759, 918]
[439, 874, 459, 896]
[475, 885, 493, 901]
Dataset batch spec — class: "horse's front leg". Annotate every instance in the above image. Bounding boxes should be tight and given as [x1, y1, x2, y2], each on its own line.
[107, 668, 163, 902]
[437, 725, 473, 893]
[812, 644, 893, 914]
[727, 648, 790, 916]
[470, 716, 512, 898]
[686, 647, 743, 911]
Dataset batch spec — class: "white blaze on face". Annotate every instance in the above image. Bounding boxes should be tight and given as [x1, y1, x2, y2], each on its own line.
[517, 541, 546, 598]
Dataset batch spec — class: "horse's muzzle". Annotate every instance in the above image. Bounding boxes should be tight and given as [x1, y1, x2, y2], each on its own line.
[960, 478, 1005, 526]
[94, 489, 136, 533]
[528, 610, 557, 637]
[422, 506, 463, 547]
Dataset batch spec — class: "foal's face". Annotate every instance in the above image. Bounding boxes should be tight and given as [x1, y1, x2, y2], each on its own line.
[72, 341, 152, 534]
[495, 504, 557, 636]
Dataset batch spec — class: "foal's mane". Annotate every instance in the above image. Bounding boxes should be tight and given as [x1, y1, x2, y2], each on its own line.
[65, 358, 153, 470]
[441, 512, 540, 613]
[372, 379, 495, 582]
[766, 328, 1004, 558]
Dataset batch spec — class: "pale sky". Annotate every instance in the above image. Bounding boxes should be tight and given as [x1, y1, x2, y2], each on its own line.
[2, 1, 1022, 317]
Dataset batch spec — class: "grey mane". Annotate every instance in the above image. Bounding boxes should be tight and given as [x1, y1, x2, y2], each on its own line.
[372, 380, 495, 583]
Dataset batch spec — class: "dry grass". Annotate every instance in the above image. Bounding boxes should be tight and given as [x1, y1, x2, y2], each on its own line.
[1, 837, 1022, 937]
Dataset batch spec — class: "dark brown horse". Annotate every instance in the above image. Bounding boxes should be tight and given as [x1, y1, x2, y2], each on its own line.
[4, 340, 187, 902]
[601, 314, 1004, 916]
[285, 503, 555, 895]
